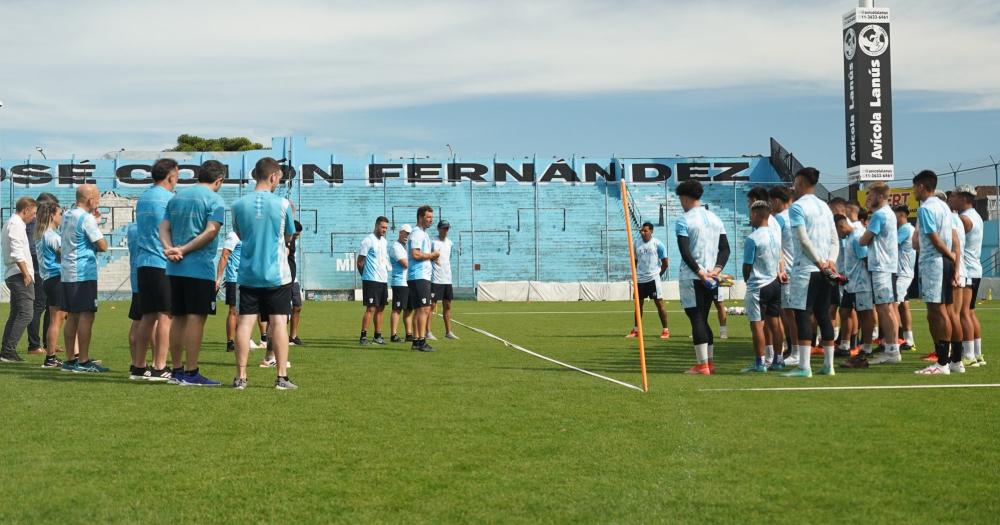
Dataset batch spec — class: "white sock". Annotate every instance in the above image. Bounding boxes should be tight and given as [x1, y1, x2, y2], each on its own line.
[904, 331, 914, 345]
[798, 345, 811, 370]
[873, 327, 880, 339]
[975, 338, 983, 358]
[887, 344, 899, 354]
[962, 341, 975, 360]
[765, 345, 774, 363]
[833, 327, 840, 342]
[862, 343, 872, 355]
[823, 345, 834, 369]
[719, 326, 728, 336]
[708, 344, 715, 362]
[695, 343, 709, 363]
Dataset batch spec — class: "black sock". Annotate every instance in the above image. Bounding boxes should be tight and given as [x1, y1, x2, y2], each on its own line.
[850, 334, 857, 348]
[361, 330, 367, 338]
[172, 367, 183, 375]
[186, 368, 198, 376]
[374, 332, 381, 339]
[936, 341, 950, 366]
[950, 341, 963, 363]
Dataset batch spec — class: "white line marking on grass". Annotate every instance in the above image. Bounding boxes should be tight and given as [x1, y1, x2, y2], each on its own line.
[447, 317, 645, 392]
[459, 307, 1000, 315]
[700, 383, 1000, 392]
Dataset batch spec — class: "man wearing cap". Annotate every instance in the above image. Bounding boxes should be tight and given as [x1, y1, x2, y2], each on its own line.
[357, 216, 390, 345]
[428, 220, 458, 340]
[389, 224, 413, 343]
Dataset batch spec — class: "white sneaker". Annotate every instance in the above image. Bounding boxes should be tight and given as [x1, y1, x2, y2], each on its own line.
[915, 363, 950, 375]
[949, 361, 966, 374]
[783, 354, 799, 367]
[259, 359, 292, 368]
[426, 332, 438, 341]
[445, 332, 460, 340]
[869, 352, 901, 365]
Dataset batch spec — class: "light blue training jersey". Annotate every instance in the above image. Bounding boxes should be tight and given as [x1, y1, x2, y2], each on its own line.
[407, 226, 433, 281]
[222, 231, 241, 284]
[788, 194, 835, 273]
[59, 207, 104, 283]
[126, 223, 140, 291]
[961, 208, 983, 279]
[675, 206, 726, 282]
[389, 240, 408, 287]
[775, 209, 795, 271]
[36, 229, 62, 281]
[232, 190, 295, 288]
[897, 222, 915, 278]
[634, 237, 667, 284]
[917, 196, 953, 267]
[742, 222, 780, 291]
[359, 233, 389, 283]
[865, 205, 898, 273]
[164, 185, 226, 281]
[134, 185, 172, 269]
[843, 224, 871, 294]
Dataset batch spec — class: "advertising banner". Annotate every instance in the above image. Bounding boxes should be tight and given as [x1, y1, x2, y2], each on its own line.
[843, 7, 894, 182]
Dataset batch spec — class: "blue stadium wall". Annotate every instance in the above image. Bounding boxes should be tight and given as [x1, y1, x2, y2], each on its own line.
[0, 137, 786, 293]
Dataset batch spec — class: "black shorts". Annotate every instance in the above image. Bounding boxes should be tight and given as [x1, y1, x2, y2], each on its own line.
[432, 283, 454, 302]
[61, 280, 98, 313]
[941, 257, 955, 305]
[637, 280, 662, 301]
[408, 279, 432, 309]
[128, 293, 142, 321]
[362, 280, 388, 308]
[43, 276, 62, 308]
[758, 279, 782, 318]
[840, 291, 856, 309]
[830, 282, 841, 306]
[225, 282, 239, 306]
[969, 277, 982, 310]
[392, 286, 410, 310]
[239, 284, 292, 317]
[169, 276, 217, 316]
[137, 266, 171, 314]
[291, 282, 303, 308]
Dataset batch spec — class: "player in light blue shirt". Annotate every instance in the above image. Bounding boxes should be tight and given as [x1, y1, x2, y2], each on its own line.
[894, 206, 916, 350]
[859, 183, 901, 364]
[59, 185, 108, 373]
[741, 201, 785, 372]
[912, 171, 961, 375]
[950, 185, 986, 366]
[230, 157, 298, 389]
[388, 224, 412, 342]
[769, 186, 798, 363]
[406, 206, 441, 352]
[785, 168, 839, 377]
[132, 158, 179, 382]
[215, 230, 242, 352]
[627, 222, 670, 340]
[159, 160, 226, 386]
[357, 217, 390, 345]
[835, 214, 877, 366]
[33, 201, 64, 367]
[674, 180, 729, 375]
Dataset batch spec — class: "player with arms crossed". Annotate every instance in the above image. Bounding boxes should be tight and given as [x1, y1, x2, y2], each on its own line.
[784, 168, 839, 378]
[358, 216, 390, 346]
[674, 180, 729, 376]
[407, 206, 440, 352]
[231, 157, 298, 389]
[740, 201, 785, 372]
[625, 222, 670, 339]
[429, 220, 458, 340]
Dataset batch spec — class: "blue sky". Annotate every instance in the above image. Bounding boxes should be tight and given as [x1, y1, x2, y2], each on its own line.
[1, 0, 998, 191]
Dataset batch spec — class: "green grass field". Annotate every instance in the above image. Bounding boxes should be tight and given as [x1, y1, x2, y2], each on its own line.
[1, 299, 998, 524]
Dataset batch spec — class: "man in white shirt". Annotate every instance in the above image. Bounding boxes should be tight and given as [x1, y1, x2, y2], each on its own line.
[625, 222, 670, 339]
[389, 224, 412, 342]
[357, 216, 390, 345]
[1, 197, 38, 363]
[429, 220, 458, 340]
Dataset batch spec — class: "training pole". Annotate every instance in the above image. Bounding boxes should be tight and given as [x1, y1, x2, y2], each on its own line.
[620, 180, 649, 392]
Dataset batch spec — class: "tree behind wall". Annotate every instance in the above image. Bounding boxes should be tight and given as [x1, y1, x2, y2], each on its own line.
[169, 134, 265, 152]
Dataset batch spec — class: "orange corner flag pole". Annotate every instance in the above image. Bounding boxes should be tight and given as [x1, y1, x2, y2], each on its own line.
[621, 180, 649, 392]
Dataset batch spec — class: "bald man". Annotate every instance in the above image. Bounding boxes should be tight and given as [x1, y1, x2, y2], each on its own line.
[59, 185, 109, 373]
